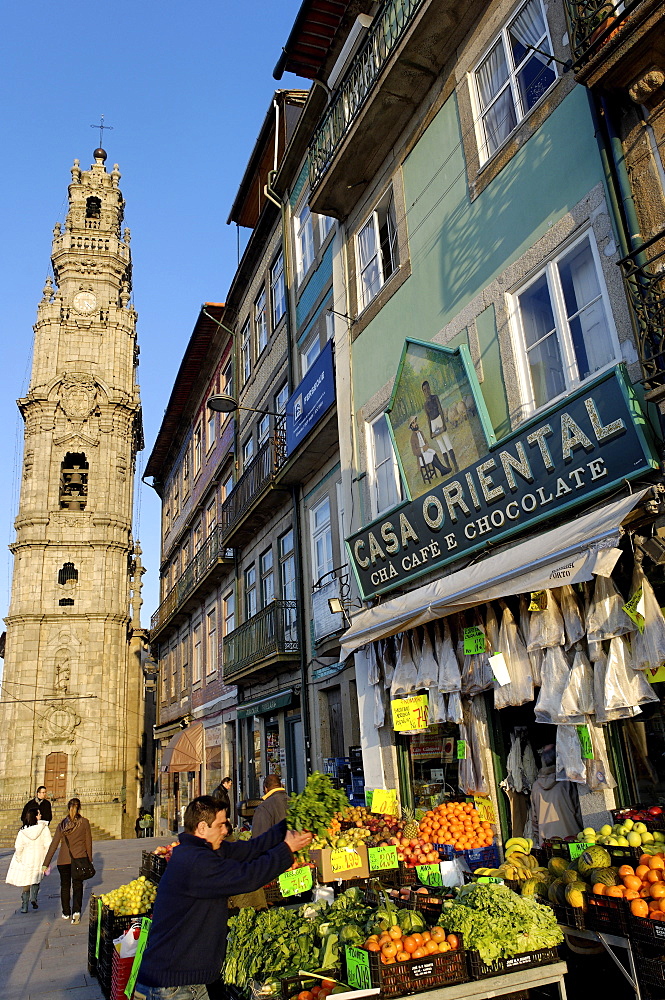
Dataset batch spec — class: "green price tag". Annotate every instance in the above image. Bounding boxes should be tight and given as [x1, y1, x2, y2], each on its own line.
[368, 845, 399, 871]
[456, 740, 467, 760]
[577, 725, 593, 760]
[463, 627, 486, 655]
[365, 789, 374, 810]
[125, 917, 152, 998]
[95, 897, 102, 960]
[415, 863, 443, 887]
[345, 946, 372, 991]
[476, 876, 504, 884]
[568, 842, 593, 860]
[278, 865, 313, 897]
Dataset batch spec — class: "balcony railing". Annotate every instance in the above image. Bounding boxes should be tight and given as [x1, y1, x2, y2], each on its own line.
[220, 426, 286, 539]
[618, 229, 665, 393]
[563, 0, 642, 68]
[223, 600, 299, 680]
[151, 526, 232, 633]
[309, 0, 425, 190]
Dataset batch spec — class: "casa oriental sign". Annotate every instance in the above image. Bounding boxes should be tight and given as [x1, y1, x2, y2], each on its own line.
[347, 360, 659, 600]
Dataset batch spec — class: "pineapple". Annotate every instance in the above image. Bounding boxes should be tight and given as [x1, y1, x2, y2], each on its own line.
[402, 808, 419, 839]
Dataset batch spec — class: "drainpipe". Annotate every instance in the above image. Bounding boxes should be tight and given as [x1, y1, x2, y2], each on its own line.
[291, 484, 312, 778]
[587, 91, 630, 259]
[597, 93, 643, 253]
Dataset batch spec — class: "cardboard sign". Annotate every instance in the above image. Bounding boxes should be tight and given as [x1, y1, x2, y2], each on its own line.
[488, 652, 511, 686]
[278, 865, 313, 897]
[568, 841, 594, 860]
[463, 627, 486, 655]
[577, 725, 593, 760]
[370, 788, 399, 816]
[368, 845, 399, 872]
[474, 796, 496, 822]
[415, 863, 443, 887]
[345, 946, 372, 990]
[391, 695, 429, 731]
[125, 917, 152, 999]
[623, 588, 646, 633]
[456, 740, 467, 760]
[330, 848, 363, 874]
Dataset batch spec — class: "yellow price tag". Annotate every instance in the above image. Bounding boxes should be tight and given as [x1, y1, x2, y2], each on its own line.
[329, 848, 363, 874]
[623, 588, 645, 633]
[391, 694, 429, 731]
[473, 796, 496, 822]
[370, 788, 399, 816]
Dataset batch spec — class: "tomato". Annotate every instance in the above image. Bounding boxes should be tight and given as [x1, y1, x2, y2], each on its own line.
[412, 947, 427, 958]
[402, 936, 418, 954]
[438, 942, 451, 953]
[425, 940, 439, 954]
[381, 942, 397, 959]
[430, 926, 446, 943]
[321, 982, 335, 991]
[411, 933, 424, 946]
[446, 934, 459, 950]
[388, 926, 402, 940]
[396, 951, 410, 962]
[365, 941, 381, 952]
[298, 992, 313, 1000]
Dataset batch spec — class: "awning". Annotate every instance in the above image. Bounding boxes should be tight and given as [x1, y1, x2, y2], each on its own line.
[340, 490, 647, 657]
[236, 689, 293, 720]
[160, 721, 204, 772]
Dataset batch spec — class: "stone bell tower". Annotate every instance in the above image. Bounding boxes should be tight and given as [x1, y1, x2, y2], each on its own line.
[0, 148, 145, 840]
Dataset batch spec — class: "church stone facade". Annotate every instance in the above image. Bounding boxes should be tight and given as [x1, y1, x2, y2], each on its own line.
[0, 149, 145, 840]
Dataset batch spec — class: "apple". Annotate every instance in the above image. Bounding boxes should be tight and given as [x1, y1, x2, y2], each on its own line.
[600, 825, 612, 837]
[634, 822, 648, 834]
[649, 806, 663, 817]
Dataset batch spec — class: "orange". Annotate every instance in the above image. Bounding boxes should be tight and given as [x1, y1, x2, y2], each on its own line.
[625, 890, 639, 901]
[606, 886, 624, 897]
[651, 911, 665, 921]
[631, 898, 649, 918]
[636, 865, 650, 880]
[623, 875, 642, 892]
[618, 865, 635, 879]
[648, 856, 665, 870]
[647, 870, 663, 884]
[592, 884, 606, 896]
[648, 900, 661, 911]
[639, 854, 651, 867]
[651, 883, 665, 899]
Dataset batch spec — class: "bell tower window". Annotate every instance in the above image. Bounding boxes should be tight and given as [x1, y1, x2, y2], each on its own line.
[86, 197, 101, 219]
[58, 562, 78, 585]
[60, 453, 88, 510]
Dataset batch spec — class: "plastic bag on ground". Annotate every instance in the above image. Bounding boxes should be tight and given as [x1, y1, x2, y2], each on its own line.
[368, 642, 381, 686]
[447, 689, 463, 724]
[586, 575, 633, 641]
[586, 722, 617, 791]
[555, 725, 587, 784]
[391, 632, 418, 698]
[593, 652, 642, 723]
[494, 604, 534, 709]
[556, 585, 586, 649]
[630, 569, 665, 671]
[373, 681, 385, 728]
[428, 686, 447, 725]
[434, 618, 462, 693]
[534, 646, 571, 724]
[383, 636, 396, 689]
[560, 650, 594, 720]
[415, 625, 439, 689]
[527, 591, 565, 651]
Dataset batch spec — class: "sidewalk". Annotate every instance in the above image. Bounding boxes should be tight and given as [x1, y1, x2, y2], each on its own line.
[0, 835, 170, 1000]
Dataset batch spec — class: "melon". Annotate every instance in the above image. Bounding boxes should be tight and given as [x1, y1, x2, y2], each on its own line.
[565, 882, 588, 910]
[560, 869, 580, 885]
[548, 857, 569, 877]
[548, 879, 563, 903]
[588, 866, 619, 887]
[577, 846, 611, 875]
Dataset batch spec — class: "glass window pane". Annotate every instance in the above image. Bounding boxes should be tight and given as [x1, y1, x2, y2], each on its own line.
[482, 88, 517, 156]
[559, 240, 614, 379]
[477, 40, 509, 108]
[508, 0, 546, 66]
[516, 54, 555, 112]
[519, 273, 565, 407]
[520, 273, 556, 348]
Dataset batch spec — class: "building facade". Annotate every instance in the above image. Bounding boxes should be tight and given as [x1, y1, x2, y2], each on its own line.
[0, 148, 145, 841]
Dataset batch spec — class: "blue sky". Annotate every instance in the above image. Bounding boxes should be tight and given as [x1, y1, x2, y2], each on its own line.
[0, 1, 304, 624]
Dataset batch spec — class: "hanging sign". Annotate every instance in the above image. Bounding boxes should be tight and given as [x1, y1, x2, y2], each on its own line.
[623, 588, 646, 633]
[391, 695, 429, 731]
[330, 848, 363, 874]
[463, 627, 486, 655]
[370, 789, 399, 816]
[415, 863, 443, 887]
[278, 865, 313, 896]
[368, 845, 399, 871]
[345, 947, 372, 990]
[474, 796, 496, 822]
[577, 725, 594, 759]
[125, 917, 152, 999]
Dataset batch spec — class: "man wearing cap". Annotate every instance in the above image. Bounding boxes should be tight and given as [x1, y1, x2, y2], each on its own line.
[530, 745, 583, 846]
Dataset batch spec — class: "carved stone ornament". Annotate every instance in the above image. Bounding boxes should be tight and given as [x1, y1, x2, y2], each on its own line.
[629, 68, 665, 104]
[59, 373, 97, 421]
[42, 702, 81, 741]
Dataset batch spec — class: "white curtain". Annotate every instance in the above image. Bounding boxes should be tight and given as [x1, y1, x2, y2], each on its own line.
[358, 217, 380, 306]
[477, 42, 514, 153]
[510, 0, 548, 65]
[562, 238, 613, 377]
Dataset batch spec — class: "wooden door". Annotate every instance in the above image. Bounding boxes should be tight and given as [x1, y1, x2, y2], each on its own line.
[44, 752, 68, 803]
[327, 687, 344, 758]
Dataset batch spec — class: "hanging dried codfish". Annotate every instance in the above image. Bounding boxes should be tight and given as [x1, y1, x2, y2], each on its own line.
[586, 575, 633, 641]
[428, 686, 447, 726]
[416, 624, 439, 690]
[556, 585, 586, 649]
[629, 569, 665, 671]
[434, 617, 462, 693]
[519, 595, 543, 686]
[604, 636, 656, 711]
[459, 610, 493, 696]
[559, 649, 594, 721]
[593, 651, 642, 723]
[447, 689, 463, 725]
[555, 725, 586, 784]
[494, 604, 534, 709]
[586, 722, 617, 791]
[534, 646, 571, 724]
[459, 696, 490, 796]
[391, 632, 418, 698]
[527, 590, 565, 651]
[373, 681, 385, 729]
[383, 636, 396, 689]
[368, 641, 381, 686]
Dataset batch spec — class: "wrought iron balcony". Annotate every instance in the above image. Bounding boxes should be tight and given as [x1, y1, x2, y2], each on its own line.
[618, 229, 665, 396]
[563, 0, 644, 71]
[309, 0, 425, 191]
[150, 526, 233, 636]
[220, 427, 287, 544]
[222, 600, 299, 682]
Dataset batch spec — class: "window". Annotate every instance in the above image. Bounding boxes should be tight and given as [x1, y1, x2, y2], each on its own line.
[172, 645, 178, 699]
[172, 481, 179, 517]
[357, 188, 399, 310]
[59, 452, 89, 510]
[193, 623, 202, 683]
[206, 498, 217, 535]
[302, 336, 322, 375]
[295, 198, 315, 283]
[260, 548, 274, 607]
[223, 590, 235, 636]
[336, 479, 348, 571]
[258, 414, 270, 446]
[511, 232, 619, 412]
[240, 320, 251, 384]
[242, 436, 254, 468]
[254, 287, 268, 355]
[182, 450, 190, 493]
[311, 496, 334, 585]
[271, 251, 286, 326]
[221, 470, 234, 500]
[222, 360, 233, 397]
[245, 565, 257, 619]
[325, 309, 335, 343]
[319, 213, 334, 244]
[206, 608, 217, 675]
[279, 530, 297, 637]
[193, 520, 202, 553]
[275, 382, 289, 415]
[193, 424, 202, 476]
[181, 540, 190, 573]
[180, 634, 189, 690]
[474, 0, 557, 163]
[207, 411, 216, 452]
[369, 414, 402, 516]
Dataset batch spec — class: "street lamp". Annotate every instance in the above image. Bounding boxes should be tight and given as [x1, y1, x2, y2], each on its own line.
[206, 393, 284, 418]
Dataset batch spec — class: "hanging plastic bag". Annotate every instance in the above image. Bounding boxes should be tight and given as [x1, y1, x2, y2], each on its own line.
[555, 725, 586, 784]
[391, 632, 418, 698]
[587, 575, 633, 641]
[428, 686, 447, 725]
[447, 689, 463, 725]
[587, 638, 605, 663]
[458, 697, 489, 796]
[604, 636, 642, 711]
[560, 650, 594, 720]
[494, 604, 534, 709]
[485, 603, 500, 654]
[459, 612, 493, 696]
[383, 636, 396, 689]
[519, 595, 544, 686]
[522, 742, 538, 790]
[627, 653, 660, 707]
[434, 618, 462, 693]
[586, 722, 617, 791]
[593, 652, 642, 723]
[505, 731, 525, 792]
[527, 591, 565, 651]
[415, 625, 439, 689]
[368, 642, 381, 686]
[534, 646, 570, 724]
[373, 682, 385, 728]
[556, 585, 585, 649]
[630, 570, 665, 671]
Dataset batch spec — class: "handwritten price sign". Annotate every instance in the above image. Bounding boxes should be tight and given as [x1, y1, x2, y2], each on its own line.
[278, 865, 313, 897]
[463, 627, 486, 655]
[370, 788, 399, 816]
[474, 796, 496, 822]
[368, 845, 399, 871]
[415, 863, 443, 887]
[330, 848, 363, 874]
[346, 947, 372, 990]
[391, 694, 429, 731]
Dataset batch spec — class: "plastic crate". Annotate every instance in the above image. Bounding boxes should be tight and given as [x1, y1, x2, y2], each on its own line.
[141, 850, 167, 883]
[612, 806, 665, 834]
[467, 946, 560, 980]
[628, 911, 665, 947]
[634, 953, 665, 996]
[541, 898, 587, 931]
[280, 971, 339, 1000]
[349, 940, 467, 997]
[363, 885, 446, 925]
[586, 893, 631, 935]
[110, 950, 135, 1000]
[88, 895, 100, 976]
[436, 844, 500, 872]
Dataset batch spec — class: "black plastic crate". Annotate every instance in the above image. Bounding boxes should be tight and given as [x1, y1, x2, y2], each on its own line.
[635, 953, 665, 997]
[345, 940, 467, 997]
[363, 885, 446, 925]
[586, 894, 631, 935]
[628, 912, 665, 947]
[612, 806, 665, 834]
[467, 946, 560, 980]
[541, 898, 586, 931]
[281, 971, 339, 1000]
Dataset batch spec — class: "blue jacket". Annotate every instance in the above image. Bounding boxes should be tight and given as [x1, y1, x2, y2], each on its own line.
[138, 820, 293, 987]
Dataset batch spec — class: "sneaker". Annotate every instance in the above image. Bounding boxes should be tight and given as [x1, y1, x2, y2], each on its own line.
[62, 913, 70, 920]
[71, 913, 80, 924]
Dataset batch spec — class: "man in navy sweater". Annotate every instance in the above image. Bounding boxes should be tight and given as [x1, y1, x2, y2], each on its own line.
[135, 795, 311, 1000]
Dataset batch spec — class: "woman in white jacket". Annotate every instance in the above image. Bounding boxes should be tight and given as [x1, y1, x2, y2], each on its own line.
[6, 806, 52, 913]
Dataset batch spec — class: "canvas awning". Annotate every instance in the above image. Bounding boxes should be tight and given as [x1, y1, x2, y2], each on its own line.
[340, 490, 648, 658]
[160, 721, 204, 772]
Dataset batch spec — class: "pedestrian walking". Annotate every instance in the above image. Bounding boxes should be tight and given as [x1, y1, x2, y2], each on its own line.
[42, 797, 93, 924]
[6, 806, 52, 913]
[211, 776, 233, 823]
[21, 785, 52, 826]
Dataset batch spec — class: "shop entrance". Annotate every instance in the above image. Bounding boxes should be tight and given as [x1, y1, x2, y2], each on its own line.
[285, 716, 305, 794]
[398, 725, 459, 813]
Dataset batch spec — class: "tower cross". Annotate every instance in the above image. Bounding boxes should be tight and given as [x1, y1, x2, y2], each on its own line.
[90, 115, 114, 147]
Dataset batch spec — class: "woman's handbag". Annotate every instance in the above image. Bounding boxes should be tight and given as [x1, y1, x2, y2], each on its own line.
[63, 832, 96, 880]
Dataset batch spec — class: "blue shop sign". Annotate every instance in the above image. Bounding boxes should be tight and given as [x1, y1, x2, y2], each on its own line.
[286, 340, 335, 456]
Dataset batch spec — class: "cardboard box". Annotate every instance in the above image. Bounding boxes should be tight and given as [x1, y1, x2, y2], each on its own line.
[310, 844, 370, 882]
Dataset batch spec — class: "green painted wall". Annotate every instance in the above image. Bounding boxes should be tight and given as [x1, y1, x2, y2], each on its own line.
[476, 304, 510, 439]
[353, 85, 604, 432]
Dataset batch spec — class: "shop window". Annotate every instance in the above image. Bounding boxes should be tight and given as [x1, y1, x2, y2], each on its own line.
[368, 414, 402, 516]
[255, 286, 268, 355]
[473, 0, 557, 163]
[59, 452, 88, 510]
[311, 496, 334, 586]
[271, 251, 286, 326]
[511, 232, 619, 414]
[356, 188, 399, 311]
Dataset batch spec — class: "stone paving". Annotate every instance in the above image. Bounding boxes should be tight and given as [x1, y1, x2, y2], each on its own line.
[0, 835, 170, 1000]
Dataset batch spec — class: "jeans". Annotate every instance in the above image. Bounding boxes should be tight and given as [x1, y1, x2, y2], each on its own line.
[134, 985, 209, 1000]
[57, 863, 83, 916]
